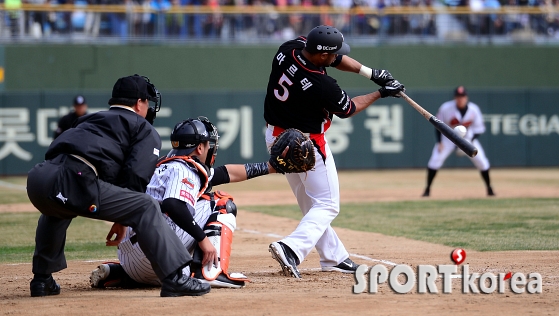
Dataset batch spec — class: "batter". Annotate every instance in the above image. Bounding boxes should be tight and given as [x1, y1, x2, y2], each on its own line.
[263, 25, 405, 278]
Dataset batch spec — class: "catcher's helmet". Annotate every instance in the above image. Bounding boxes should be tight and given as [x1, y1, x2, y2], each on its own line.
[305, 25, 350, 55]
[167, 116, 219, 167]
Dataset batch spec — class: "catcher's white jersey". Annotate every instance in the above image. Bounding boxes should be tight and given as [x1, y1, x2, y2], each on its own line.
[428, 100, 490, 170]
[118, 159, 213, 285]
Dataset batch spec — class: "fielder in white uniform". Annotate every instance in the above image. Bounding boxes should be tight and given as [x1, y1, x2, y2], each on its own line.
[90, 117, 276, 289]
[422, 86, 495, 197]
[263, 25, 405, 278]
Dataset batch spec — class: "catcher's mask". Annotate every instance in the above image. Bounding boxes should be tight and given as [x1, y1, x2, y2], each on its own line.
[140, 75, 161, 123]
[167, 116, 219, 168]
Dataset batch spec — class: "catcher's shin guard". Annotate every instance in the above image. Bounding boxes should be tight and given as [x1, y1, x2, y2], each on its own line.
[191, 198, 248, 288]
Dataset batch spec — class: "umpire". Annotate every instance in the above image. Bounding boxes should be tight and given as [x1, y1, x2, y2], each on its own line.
[27, 75, 211, 298]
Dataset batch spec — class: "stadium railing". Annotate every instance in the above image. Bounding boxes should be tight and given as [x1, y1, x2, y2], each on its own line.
[0, 4, 557, 44]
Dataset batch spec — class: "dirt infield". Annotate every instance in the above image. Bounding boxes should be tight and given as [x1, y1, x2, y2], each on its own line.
[1, 169, 558, 315]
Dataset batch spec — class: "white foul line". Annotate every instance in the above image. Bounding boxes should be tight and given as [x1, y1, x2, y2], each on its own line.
[0, 180, 26, 191]
[237, 227, 399, 267]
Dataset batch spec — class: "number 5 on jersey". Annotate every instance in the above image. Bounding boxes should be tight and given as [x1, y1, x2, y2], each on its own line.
[274, 73, 293, 102]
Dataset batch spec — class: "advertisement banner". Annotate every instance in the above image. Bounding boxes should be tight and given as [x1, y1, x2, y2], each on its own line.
[0, 89, 557, 175]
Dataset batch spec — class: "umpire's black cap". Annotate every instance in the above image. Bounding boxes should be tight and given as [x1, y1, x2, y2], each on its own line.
[305, 25, 350, 55]
[73, 95, 86, 106]
[110, 75, 153, 101]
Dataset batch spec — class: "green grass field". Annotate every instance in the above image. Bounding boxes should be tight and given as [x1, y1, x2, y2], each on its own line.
[1, 173, 558, 263]
[0, 178, 30, 204]
[244, 198, 559, 252]
[0, 213, 117, 263]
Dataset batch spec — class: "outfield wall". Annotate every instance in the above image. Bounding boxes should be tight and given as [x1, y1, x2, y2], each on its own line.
[2, 45, 559, 91]
[0, 89, 557, 175]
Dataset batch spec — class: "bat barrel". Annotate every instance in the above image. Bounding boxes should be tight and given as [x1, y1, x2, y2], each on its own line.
[429, 116, 478, 158]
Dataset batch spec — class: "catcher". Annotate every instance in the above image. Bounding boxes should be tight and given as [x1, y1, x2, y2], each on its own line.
[90, 118, 313, 289]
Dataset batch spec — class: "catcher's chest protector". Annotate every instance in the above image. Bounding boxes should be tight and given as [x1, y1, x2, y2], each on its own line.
[157, 156, 209, 198]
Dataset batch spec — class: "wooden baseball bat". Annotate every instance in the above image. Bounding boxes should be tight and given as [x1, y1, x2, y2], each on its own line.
[399, 92, 478, 158]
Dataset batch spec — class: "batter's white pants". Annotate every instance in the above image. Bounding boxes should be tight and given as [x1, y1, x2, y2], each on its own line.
[117, 200, 212, 285]
[266, 127, 349, 268]
[427, 137, 490, 171]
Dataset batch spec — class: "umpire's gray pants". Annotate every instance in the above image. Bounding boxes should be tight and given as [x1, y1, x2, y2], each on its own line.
[27, 155, 191, 280]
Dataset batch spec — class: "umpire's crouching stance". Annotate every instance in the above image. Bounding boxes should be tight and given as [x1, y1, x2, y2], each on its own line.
[27, 75, 210, 297]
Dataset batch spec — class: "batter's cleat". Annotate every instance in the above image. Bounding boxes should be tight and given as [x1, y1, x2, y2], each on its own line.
[422, 188, 430, 197]
[487, 187, 495, 196]
[90, 264, 111, 288]
[161, 270, 211, 297]
[322, 258, 359, 274]
[30, 275, 60, 297]
[269, 241, 301, 279]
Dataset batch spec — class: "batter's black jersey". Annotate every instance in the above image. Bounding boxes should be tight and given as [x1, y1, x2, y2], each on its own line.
[46, 106, 161, 193]
[264, 36, 356, 134]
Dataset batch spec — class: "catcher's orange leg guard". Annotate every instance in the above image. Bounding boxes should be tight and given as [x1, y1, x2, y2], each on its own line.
[191, 193, 249, 288]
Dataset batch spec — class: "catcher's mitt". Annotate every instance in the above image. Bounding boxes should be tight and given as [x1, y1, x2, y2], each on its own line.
[269, 128, 315, 174]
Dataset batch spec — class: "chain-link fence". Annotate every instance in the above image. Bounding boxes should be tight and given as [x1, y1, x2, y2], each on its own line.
[1, 2, 558, 44]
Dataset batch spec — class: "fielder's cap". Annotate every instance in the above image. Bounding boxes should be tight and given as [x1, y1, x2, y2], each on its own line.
[305, 25, 350, 55]
[454, 86, 468, 97]
[111, 75, 152, 101]
[73, 95, 86, 106]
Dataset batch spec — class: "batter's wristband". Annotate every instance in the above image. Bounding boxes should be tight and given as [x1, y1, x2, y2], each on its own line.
[359, 65, 373, 79]
[245, 162, 270, 180]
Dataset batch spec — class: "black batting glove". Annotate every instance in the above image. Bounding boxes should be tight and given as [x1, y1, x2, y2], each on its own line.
[371, 69, 394, 86]
[378, 80, 405, 98]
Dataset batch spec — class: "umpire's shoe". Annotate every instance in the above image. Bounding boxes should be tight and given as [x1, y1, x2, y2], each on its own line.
[269, 241, 301, 278]
[161, 269, 211, 297]
[30, 275, 60, 297]
[322, 258, 359, 274]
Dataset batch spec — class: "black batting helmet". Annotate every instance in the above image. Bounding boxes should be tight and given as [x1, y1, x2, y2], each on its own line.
[305, 25, 350, 55]
[167, 116, 219, 168]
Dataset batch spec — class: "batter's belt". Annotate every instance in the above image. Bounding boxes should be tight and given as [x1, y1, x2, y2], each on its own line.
[267, 124, 327, 162]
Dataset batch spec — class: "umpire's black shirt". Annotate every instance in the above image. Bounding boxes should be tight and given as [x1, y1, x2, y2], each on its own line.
[46, 106, 161, 193]
[53, 112, 83, 139]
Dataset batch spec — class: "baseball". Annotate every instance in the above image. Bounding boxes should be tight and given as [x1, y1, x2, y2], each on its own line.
[454, 125, 467, 138]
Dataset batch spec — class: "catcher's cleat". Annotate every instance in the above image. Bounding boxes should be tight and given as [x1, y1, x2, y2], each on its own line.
[322, 258, 360, 274]
[30, 275, 60, 297]
[160, 270, 211, 297]
[90, 264, 111, 288]
[422, 188, 430, 197]
[192, 269, 247, 289]
[269, 242, 301, 279]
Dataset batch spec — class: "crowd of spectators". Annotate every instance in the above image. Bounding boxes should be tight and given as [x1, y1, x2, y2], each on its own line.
[1, 0, 558, 40]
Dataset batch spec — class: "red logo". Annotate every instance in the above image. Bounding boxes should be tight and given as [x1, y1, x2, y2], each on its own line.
[179, 190, 194, 204]
[451, 248, 466, 265]
[181, 178, 194, 189]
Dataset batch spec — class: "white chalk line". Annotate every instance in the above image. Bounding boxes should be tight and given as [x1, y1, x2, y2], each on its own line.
[0, 180, 27, 191]
[237, 228, 465, 279]
[237, 227, 400, 267]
